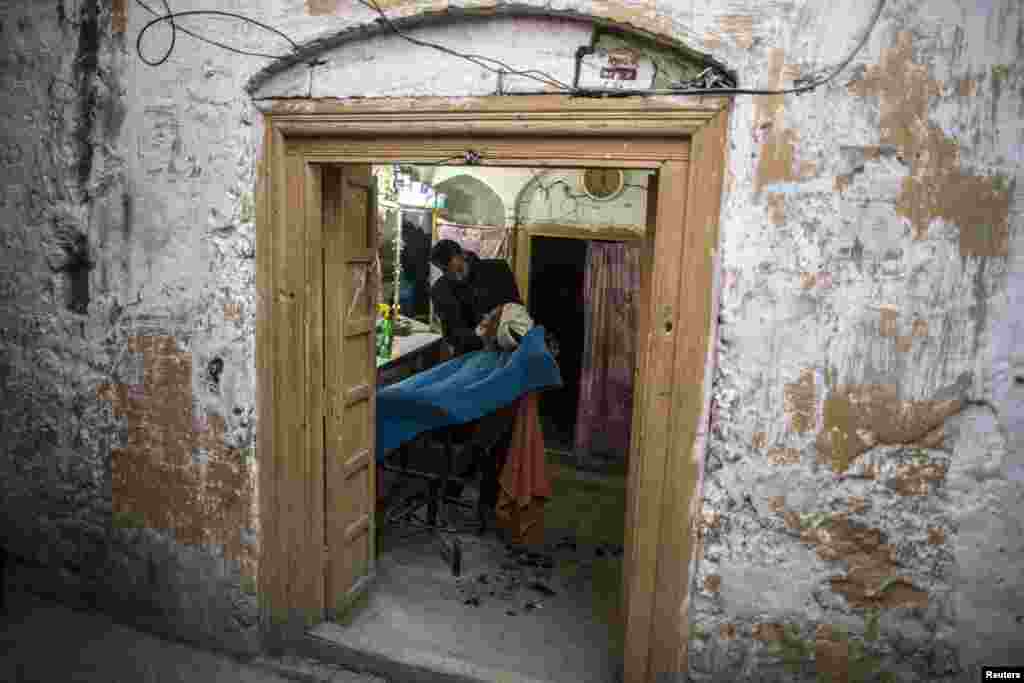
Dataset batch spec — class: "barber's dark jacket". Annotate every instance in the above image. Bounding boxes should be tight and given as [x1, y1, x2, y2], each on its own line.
[430, 253, 522, 356]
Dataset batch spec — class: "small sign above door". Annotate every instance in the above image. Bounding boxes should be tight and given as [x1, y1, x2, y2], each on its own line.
[577, 47, 656, 90]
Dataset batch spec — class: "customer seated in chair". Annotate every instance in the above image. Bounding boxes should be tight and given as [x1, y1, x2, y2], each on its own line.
[429, 239, 523, 504]
[429, 239, 522, 357]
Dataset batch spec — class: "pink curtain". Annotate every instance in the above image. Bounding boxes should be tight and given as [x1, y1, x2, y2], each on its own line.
[436, 221, 511, 260]
[574, 241, 641, 463]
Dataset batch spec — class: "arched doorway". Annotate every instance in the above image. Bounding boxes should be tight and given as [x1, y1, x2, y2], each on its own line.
[433, 174, 506, 228]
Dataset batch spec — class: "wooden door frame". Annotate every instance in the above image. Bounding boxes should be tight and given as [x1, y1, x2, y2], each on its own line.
[254, 95, 731, 682]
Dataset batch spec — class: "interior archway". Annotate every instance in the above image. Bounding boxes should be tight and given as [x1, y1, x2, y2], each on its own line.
[433, 174, 506, 227]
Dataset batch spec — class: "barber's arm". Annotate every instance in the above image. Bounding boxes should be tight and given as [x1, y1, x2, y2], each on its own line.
[432, 285, 484, 355]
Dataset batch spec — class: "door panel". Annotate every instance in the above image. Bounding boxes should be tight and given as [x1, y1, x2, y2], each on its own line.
[272, 153, 322, 631]
[323, 164, 378, 621]
[304, 158, 327, 626]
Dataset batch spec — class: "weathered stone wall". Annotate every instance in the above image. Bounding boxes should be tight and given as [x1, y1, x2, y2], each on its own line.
[0, 0, 1020, 676]
[0, 0, 260, 655]
[691, 0, 1023, 679]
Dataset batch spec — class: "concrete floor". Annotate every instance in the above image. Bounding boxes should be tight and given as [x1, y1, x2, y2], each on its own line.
[0, 455, 625, 683]
[310, 493, 625, 683]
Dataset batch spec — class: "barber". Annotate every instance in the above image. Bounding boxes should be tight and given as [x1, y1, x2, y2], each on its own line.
[429, 239, 522, 357]
[428, 239, 523, 510]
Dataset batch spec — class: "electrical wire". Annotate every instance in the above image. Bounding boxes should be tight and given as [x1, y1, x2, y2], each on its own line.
[350, 0, 885, 97]
[135, 0, 300, 66]
[516, 169, 584, 223]
[353, 0, 572, 91]
[569, 0, 886, 96]
[134, 0, 885, 100]
[405, 152, 490, 167]
[512, 169, 654, 225]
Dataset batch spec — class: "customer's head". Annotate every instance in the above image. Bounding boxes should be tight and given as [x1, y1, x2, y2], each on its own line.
[431, 239, 470, 282]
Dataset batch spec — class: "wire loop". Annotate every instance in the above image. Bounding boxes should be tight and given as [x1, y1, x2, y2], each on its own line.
[135, 0, 299, 66]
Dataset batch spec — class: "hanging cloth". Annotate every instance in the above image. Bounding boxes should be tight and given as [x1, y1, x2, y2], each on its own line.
[435, 221, 512, 260]
[495, 392, 552, 546]
[573, 241, 641, 464]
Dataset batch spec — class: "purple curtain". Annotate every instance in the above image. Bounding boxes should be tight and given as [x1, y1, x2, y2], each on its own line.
[574, 241, 641, 463]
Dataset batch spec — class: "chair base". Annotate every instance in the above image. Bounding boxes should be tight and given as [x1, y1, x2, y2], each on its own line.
[379, 439, 494, 577]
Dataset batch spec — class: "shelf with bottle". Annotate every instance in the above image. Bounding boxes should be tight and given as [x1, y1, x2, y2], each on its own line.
[376, 303, 400, 361]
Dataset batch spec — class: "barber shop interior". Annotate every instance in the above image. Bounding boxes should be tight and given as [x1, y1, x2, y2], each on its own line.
[365, 163, 651, 682]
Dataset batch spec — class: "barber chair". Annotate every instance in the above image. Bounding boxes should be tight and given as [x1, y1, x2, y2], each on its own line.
[377, 405, 517, 577]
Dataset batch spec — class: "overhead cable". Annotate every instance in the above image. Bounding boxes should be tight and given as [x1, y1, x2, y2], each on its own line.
[135, 0, 300, 65]
[133, 0, 885, 98]
[576, 0, 886, 96]
[353, 0, 572, 91]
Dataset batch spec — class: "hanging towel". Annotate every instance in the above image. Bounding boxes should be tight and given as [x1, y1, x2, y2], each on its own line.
[495, 392, 552, 546]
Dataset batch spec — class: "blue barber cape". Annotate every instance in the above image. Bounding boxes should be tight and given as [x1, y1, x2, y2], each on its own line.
[375, 326, 562, 459]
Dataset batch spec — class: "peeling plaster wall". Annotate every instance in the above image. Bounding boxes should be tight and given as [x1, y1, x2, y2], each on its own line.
[1, 0, 1022, 675]
[694, 0, 1024, 680]
[0, 0, 260, 656]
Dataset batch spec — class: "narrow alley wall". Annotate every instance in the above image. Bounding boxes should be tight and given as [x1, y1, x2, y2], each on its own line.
[0, 0, 261, 655]
[0, 0, 1020, 677]
[692, 2, 1024, 680]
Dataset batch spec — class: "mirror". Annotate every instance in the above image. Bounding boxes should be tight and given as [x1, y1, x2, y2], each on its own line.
[376, 204, 400, 308]
[396, 208, 433, 322]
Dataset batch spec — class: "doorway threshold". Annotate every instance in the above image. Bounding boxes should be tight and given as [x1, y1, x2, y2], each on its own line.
[297, 525, 623, 683]
[301, 620, 553, 683]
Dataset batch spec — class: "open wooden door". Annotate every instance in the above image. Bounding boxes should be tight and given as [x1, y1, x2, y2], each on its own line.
[322, 164, 378, 621]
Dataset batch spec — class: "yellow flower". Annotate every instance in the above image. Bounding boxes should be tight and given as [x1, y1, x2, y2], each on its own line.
[377, 303, 390, 317]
